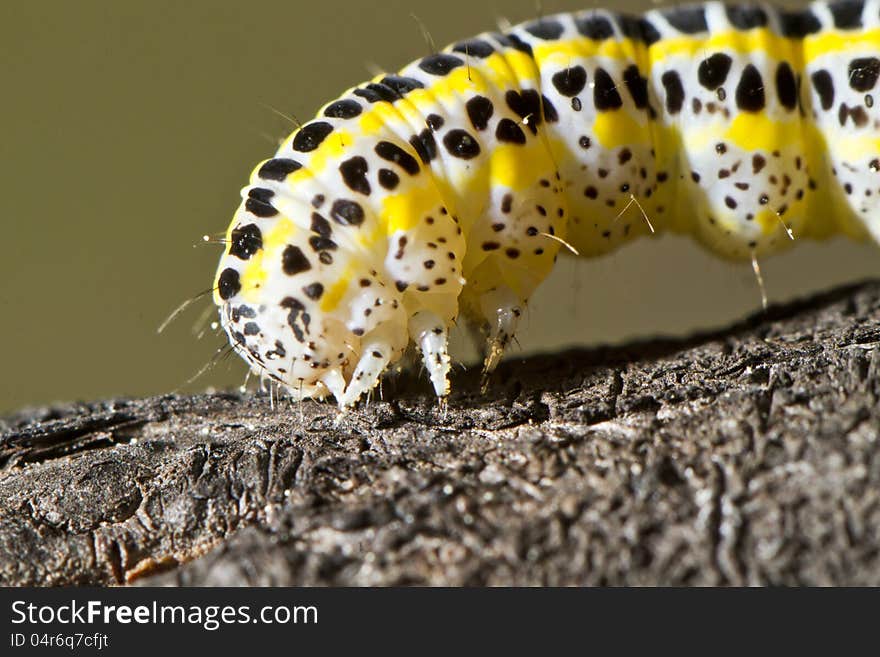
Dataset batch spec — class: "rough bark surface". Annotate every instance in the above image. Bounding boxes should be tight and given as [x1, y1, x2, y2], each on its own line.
[2, 282, 880, 586]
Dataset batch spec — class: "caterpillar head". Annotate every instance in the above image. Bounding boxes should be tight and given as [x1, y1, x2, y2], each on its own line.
[214, 177, 464, 408]
[213, 191, 411, 403]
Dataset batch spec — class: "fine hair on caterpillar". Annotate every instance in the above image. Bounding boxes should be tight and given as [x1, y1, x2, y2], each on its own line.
[212, 0, 880, 409]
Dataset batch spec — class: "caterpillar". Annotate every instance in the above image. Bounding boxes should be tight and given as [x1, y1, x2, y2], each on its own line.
[213, 0, 880, 408]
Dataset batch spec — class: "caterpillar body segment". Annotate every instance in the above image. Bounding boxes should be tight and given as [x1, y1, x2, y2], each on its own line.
[214, 0, 880, 408]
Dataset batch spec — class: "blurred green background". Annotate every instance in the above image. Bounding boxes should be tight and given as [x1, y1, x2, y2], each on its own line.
[2, 0, 877, 413]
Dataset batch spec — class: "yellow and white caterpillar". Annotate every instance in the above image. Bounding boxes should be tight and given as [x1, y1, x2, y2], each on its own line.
[213, 0, 880, 408]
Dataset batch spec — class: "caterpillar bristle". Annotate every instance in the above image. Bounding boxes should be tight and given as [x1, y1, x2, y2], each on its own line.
[259, 102, 301, 129]
[410, 13, 437, 55]
[615, 194, 655, 234]
[751, 251, 769, 311]
[158, 289, 214, 335]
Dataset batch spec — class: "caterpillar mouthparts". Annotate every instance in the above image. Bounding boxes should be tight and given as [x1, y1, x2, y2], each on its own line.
[213, 0, 880, 408]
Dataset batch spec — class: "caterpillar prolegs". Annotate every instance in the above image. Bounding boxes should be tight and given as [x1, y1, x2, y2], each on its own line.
[213, 0, 880, 408]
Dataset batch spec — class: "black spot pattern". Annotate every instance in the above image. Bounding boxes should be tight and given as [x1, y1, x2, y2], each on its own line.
[593, 67, 623, 110]
[353, 86, 392, 103]
[779, 9, 821, 37]
[330, 199, 365, 226]
[725, 5, 768, 29]
[302, 282, 324, 300]
[375, 141, 420, 175]
[849, 58, 880, 92]
[639, 18, 662, 45]
[829, 0, 863, 29]
[698, 53, 733, 90]
[736, 64, 765, 112]
[378, 168, 400, 190]
[661, 70, 685, 114]
[292, 122, 334, 152]
[218, 268, 240, 300]
[505, 89, 544, 133]
[753, 154, 766, 173]
[541, 95, 559, 122]
[280, 296, 308, 343]
[776, 62, 798, 110]
[258, 158, 302, 181]
[443, 129, 481, 159]
[664, 5, 708, 33]
[617, 15, 660, 45]
[282, 245, 311, 276]
[410, 130, 438, 163]
[466, 95, 494, 131]
[245, 187, 278, 218]
[323, 99, 362, 119]
[309, 235, 337, 252]
[339, 156, 371, 195]
[452, 39, 495, 58]
[575, 15, 614, 40]
[552, 66, 587, 97]
[623, 65, 649, 109]
[229, 224, 262, 260]
[419, 54, 464, 76]
[232, 305, 256, 322]
[505, 33, 533, 55]
[310, 212, 332, 238]
[812, 69, 835, 111]
[839, 103, 869, 127]
[495, 118, 526, 144]
[426, 114, 444, 131]
[381, 75, 424, 95]
[524, 19, 564, 40]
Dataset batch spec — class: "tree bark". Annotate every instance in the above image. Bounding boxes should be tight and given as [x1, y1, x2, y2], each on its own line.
[2, 281, 880, 586]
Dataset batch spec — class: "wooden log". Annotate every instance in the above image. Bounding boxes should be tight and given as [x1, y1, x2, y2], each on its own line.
[2, 281, 879, 585]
